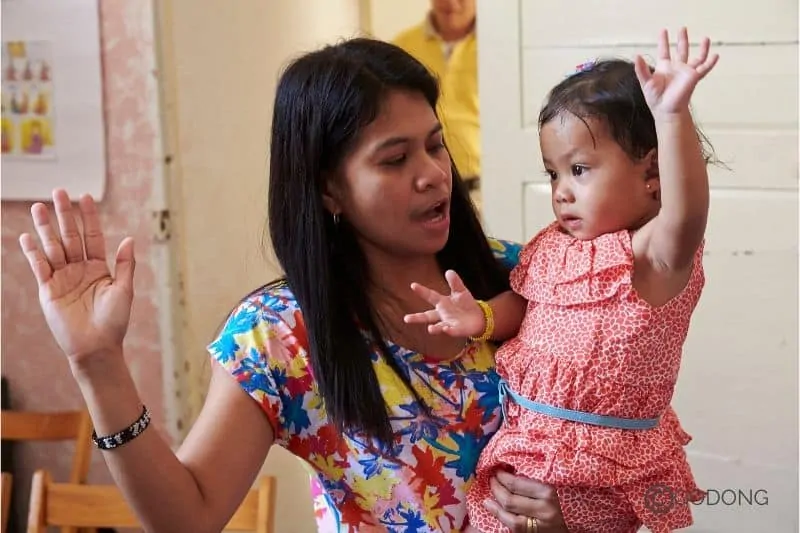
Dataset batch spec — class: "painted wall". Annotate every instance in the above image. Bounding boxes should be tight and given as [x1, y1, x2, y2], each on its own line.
[1, 0, 165, 523]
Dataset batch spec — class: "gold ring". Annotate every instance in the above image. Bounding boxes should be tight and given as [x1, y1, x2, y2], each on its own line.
[526, 516, 539, 533]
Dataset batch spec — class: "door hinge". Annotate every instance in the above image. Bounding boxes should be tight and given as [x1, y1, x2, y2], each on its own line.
[152, 209, 171, 242]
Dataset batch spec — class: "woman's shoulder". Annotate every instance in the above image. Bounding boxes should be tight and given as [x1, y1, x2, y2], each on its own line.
[225, 280, 301, 325]
[208, 279, 306, 363]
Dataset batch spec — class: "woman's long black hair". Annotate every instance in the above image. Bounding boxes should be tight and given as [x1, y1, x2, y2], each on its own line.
[267, 38, 510, 444]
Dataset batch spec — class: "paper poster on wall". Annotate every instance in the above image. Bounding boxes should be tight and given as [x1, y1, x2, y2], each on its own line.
[2, 40, 57, 159]
[1, 0, 106, 201]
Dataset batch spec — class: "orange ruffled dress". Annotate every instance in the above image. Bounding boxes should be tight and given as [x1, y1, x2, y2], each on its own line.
[467, 223, 706, 533]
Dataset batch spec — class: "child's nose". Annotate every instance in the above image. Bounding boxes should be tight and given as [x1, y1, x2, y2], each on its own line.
[554, 180, 574, 203]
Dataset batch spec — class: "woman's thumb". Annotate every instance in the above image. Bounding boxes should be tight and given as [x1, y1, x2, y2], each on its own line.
[114, 237, 136, 293]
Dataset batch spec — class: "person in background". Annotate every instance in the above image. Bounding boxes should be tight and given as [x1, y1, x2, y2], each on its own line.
[393, 0, 481, 206]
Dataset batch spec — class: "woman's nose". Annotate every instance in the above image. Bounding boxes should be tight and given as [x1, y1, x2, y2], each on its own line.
[415, 152, 449, 190]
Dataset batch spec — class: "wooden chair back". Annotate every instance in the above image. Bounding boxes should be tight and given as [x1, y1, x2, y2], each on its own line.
[1, 410, 93, 484]
[26, 469, 276, 533]
[2, 472, 11, 533]
[1, 409, 94, 533]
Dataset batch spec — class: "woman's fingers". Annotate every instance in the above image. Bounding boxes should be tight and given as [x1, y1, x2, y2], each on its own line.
[31, 202, 67, 270]
[19, 233, 53, 284]
[53, 189, 84, 263]
[79, 193, 107, 261]
[495, 470, 558, 500]
[491, 470, 566, 526]
[482, 498, 529, 532]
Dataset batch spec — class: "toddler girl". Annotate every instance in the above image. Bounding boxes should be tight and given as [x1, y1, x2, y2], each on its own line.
[405, 28, 719, 533]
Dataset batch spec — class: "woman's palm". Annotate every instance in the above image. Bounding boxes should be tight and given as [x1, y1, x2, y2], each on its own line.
[20, 189, 136, 363]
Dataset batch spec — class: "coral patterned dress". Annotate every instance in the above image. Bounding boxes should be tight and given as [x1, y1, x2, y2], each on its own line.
[466, 222, 706, 533]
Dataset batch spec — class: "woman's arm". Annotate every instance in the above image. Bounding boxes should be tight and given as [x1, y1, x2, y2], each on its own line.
[21, 189, 276, 532]
[74, 357, 273, 533]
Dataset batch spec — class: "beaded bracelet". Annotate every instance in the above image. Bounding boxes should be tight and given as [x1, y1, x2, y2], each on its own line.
[469, 300, 495, 342]
[92, 405, 151, 450]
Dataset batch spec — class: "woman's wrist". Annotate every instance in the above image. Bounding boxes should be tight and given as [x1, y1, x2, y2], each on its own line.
[69, 346, 127, 385]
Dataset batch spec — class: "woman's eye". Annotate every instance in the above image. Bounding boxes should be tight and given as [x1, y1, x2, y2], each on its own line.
[384, 155, 406, 166]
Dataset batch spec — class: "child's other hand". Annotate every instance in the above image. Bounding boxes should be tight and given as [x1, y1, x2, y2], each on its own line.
[404, 270, 485, 337]
[635, 27, 719, 118]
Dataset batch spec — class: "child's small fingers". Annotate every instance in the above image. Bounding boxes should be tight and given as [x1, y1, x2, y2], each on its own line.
[677, 27, 689, 63]
[445, 270, 468, 294]
[404, 310, 441, 324]
[428, 324, 445, 335]
[696, 53, 719, 78]
[689, 37, 710, 68]
[410, 282, 443, 305]
[633, 56, 651, 86]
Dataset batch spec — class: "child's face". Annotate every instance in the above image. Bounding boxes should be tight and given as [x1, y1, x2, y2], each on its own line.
[540, 113, 659, 240]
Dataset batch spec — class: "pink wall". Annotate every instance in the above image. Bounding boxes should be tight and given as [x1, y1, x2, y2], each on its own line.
[1, 0, 165, 523]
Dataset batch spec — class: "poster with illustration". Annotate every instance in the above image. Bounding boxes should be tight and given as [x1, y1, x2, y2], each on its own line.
[2, 40, 56, 159]
[1, 0, 105, 201]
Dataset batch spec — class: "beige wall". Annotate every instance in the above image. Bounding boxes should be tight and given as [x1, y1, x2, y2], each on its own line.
[367, 0, 430, 40]
[158, 1, 363, 531]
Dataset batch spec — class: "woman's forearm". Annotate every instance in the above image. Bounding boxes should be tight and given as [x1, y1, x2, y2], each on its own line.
[71, 350, 211, 533]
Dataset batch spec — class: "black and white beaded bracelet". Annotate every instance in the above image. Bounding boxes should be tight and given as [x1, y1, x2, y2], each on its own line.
[92, 405, 152, 450]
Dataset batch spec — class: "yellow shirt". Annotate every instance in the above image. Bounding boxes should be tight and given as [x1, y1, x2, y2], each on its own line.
[393, 19, 480, 178]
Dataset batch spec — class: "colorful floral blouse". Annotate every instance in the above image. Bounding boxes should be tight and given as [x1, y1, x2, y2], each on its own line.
[208, 239, 521, 532]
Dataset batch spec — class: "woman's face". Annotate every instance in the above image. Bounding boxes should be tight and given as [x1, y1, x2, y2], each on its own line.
[325, 89, 453, 261]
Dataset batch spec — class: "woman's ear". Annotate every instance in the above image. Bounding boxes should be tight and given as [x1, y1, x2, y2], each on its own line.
[322, 175, 343, 215]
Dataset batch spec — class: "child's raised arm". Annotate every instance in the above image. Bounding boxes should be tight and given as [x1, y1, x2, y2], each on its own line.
[404, 270, 527, 341]
[633, 28, 718, 271]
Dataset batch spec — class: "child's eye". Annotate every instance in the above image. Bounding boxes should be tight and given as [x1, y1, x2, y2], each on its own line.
[544, 170, 557, 181]
[572, 164, 588, 176]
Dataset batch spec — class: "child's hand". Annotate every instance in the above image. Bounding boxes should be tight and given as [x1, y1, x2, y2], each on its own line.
[635, 27, 719, 118]
[404, 270, 486, 337]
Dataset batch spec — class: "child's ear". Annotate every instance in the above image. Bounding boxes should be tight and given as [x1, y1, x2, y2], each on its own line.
[644, 149, 659, 180]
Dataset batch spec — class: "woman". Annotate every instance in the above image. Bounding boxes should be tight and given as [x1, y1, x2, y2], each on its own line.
[19, 38, 567, 532]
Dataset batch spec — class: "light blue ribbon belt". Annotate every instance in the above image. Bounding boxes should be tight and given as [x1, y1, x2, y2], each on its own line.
[498, 379, 659, 430]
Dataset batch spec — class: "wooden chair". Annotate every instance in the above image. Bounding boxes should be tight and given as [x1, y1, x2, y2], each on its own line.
[1, 410, 93, 485]
[26, 469, 277, 533]
[2, 472, 12, 533]
[1, 409, 93, 533]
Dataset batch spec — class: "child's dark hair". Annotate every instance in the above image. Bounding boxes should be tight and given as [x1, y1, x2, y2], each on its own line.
[538, 58, 717, 164]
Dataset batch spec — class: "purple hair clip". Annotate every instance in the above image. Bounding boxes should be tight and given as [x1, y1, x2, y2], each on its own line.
[573, 59, 597, 74]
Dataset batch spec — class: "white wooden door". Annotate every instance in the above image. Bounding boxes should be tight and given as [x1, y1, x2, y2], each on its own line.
[478, 2, 798, 531]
